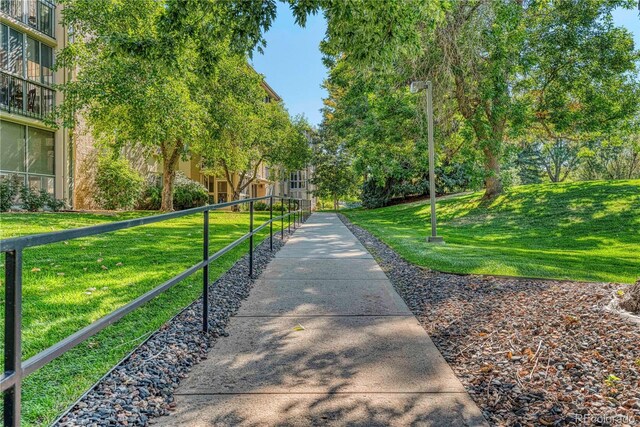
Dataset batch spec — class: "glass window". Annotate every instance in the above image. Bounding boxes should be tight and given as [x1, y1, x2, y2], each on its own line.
[0, 120, 26, 172]
[41, 43, 53, 85]
[28, 174, 41, 190]
[0, 72, 8, 107]
[27, 127, 55, 175]
[0, 24, 8, 71]
[1, 0, 23, 21]
[27, 0, 38, 29]
[25, 82, 40, 115]
[217, 181, 228, 203]
[39, 3, 53, 37]
[27, 37, 40, 82]
[8, 28, 23, 76]
[43, 175, 53, 193]
[8, 74, 23, 111]
[41, 87, 53, 116]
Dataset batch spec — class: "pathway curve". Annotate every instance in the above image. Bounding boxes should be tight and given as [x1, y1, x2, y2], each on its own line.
[156, 213, 487, 426]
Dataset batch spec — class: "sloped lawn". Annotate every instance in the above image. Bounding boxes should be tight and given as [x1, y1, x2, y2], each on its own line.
[343, 180, 640, 284]
[0, 210, 272, 425]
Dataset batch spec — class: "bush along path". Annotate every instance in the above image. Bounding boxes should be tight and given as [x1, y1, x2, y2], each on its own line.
[55, 228, 295, 426]
[338, 215, 640, 427]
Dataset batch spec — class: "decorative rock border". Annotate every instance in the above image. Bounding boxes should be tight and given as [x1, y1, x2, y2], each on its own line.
[339, 214, 639, 427]
[55, 231, 293, 427]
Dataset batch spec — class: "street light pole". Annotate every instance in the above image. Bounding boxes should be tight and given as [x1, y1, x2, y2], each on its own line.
[411, 80, 444, 244]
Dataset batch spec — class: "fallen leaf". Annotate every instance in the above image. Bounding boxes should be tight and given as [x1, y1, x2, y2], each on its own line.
[57, 272, 65, 276]
[31, 267, 41, 272]
[97, 258, 103, 263]
[116, 262, 123, 266]
[506, 351, 513, 360]
[63, 241, 69, 245]
[101, 265, 108, 270]
[292, 324, 305, 331]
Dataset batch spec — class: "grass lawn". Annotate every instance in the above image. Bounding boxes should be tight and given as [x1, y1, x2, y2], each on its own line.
[0, 210, 275, 425]
[343, 180, 640, 284]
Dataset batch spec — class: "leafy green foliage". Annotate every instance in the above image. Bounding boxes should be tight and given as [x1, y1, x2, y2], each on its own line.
[43, 193, 66, 212]
[19, 184, 46, 212]
[56, 0, 279, 211]
[172, 173, 209, 210]
[311, 137, 358, 210]
[95, 156, 144, 210]
[361, 179, 392, 209]
[194, 55, 310, 201]
[319, 0, 639, 199]
[0, 175, 20, 212]
[136, 173, 208, 211]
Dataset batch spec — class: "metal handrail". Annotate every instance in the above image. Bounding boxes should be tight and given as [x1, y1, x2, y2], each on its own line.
[0, 195, 313, 426]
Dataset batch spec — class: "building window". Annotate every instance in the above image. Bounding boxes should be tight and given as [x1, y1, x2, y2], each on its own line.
[0, 0, 56, 39]
[0, 119, 55, 194]
[0, 24, 55, 119]
[217, 181, 228, 203]
[8, 26, 23, 75]
[290, 171, 305, 190]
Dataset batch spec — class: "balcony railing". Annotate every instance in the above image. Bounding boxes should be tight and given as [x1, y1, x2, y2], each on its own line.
[0, 195, 312, 426]
[0, 71, 55, 120]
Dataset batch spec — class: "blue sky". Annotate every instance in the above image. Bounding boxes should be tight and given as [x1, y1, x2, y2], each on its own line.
[252, 5, 639, 127]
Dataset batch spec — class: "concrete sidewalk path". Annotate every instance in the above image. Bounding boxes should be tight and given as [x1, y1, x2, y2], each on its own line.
[156, 213, 487, 426]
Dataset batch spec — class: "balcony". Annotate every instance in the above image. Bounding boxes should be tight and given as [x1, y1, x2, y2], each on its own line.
[0, 70, 55, 120]
[0, 0, 56, 39]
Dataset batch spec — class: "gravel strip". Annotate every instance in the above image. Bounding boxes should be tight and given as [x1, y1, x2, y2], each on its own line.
[56, 227, 296, 427]
[339, 214, 639, 427]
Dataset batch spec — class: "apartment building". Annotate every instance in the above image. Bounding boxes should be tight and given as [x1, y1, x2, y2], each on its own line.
[272, 163, 317, 209]
[0, 1, 71, 201]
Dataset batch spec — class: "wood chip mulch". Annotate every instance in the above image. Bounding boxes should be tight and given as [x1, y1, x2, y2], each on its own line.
[340, 215, 639, 427]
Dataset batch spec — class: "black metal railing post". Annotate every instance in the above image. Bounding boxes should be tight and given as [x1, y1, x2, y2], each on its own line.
[202, 210, 209, 333]
[4, 249, 23, 427]
[281, 198, 284, 239]
[269, 196, 273, 251]
[249, 201, 254, 278]
[288, 198, 291, 233]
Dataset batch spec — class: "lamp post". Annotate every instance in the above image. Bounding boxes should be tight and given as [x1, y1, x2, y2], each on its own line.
[410, 81, 444, 244]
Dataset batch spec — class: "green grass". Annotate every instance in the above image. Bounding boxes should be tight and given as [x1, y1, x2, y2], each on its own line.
[0, 210, 274, 425]
[343, 180, 640, 284]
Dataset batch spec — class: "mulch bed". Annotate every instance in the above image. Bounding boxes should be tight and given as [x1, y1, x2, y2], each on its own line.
[339, 214, 639, 427]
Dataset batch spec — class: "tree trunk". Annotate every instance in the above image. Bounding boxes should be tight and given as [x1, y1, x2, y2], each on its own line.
[483, 146, 503, 199]
[620, 279, 640, 314]
[160, 141, 182, 212]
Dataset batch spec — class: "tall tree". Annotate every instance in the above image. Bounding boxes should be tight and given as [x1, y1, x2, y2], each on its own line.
[56, 0, 278, 211]
[311, 137, 358, 211]
[408, 0, 639, 198]
[195, 56, 310, 202]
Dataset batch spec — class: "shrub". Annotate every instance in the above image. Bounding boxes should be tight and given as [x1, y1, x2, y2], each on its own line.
[361, 179, 392, 209]
[136, 178, 162, 210]
[272, 201, 288, 212]
[95, 156, 144, 210]
[42, 191, 66, 212]
[172, 172, 209, 210]
[19, 185, 46, 212]
[0, 175, 20, 212]
[253, 201, 269, 211]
